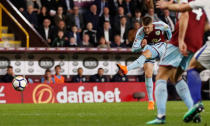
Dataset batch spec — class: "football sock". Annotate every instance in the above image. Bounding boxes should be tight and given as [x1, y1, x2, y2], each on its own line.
[175, 79, 193, 109]
[145, 77, 154, 101]
[155, 79, 168, 116]
[187, 69, 202, 104]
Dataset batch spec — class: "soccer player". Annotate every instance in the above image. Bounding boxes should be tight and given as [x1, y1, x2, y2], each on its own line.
[156, 0, 210, 123]
[146, 0, 208, 124]
[117, 16, 172, 110]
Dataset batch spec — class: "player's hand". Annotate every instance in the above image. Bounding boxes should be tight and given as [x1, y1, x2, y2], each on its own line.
[156, 0, 173, 9]
[179, 41, 188, 56]
[141, 39, 147, 48]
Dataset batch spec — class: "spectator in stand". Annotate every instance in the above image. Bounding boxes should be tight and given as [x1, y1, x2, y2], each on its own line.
[145, 8, 160, 22]
[107, 0, 121, 16]
[127, 21, 141, 47]
[54, 65, 65, 83]
[38, 6, 51, 26]
[52, 30, 66, 47]
[81, 34, 93, 47]
[23, 5, 38, 28]
[10, 0, 26, 12]
[131, 9, 142, 27]
[131, 0, 148, 16]
[97, 36, 110, 48]
[114, 6, 127, 28]
[41, 0, 57, 13]
[68, 37, 78, 47]
[116, 0, 123, 7]
[72, 67, 86, 82]
[89, 68, 108, 82]
[41, 69, 55, 84]
[114, 16, 130, 44]
[93, 0, 109, 16]
[58, 0, 74, 14]
[53, 20, 68, 41]
[85, 4, 99, 30]
[83, 22, 97, 46]
[99, 7, 113, 27]
[1, 66, 15, 83]
[39, 18, 54, 45]
[159, 9, 175, 32]
[26, 0, 42, 13]
[98, 21, 114, 43]
[66, 6, 84, 32]
[111, 69, 128, 82]
[122, 0, 133, 18]
[54, 6, 66, 27]
[68, 25, 81, 45]
[111, 35, 126, 48]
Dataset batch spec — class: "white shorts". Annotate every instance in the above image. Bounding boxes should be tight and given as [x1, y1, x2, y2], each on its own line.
[194, 41, 210, 69]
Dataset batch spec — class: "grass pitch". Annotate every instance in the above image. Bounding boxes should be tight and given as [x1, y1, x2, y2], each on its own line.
[0, 101, 209, 126]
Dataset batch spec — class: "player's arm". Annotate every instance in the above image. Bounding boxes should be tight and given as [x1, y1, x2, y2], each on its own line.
[178, 11, 189, 56]
[131, 27, 145, 53]
[156, 0, 192, 12]
[205, 21, 210, 31]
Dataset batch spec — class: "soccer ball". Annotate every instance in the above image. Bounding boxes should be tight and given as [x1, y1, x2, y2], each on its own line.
[12, 76, 27, 91]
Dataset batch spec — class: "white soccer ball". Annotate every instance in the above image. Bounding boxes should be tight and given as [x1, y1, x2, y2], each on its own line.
[12, 76, 27, 91]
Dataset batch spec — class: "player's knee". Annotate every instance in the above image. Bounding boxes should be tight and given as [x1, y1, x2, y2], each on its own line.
[156, 72, 167, 81]
[145, 71, 153, 78]
[145, 73, 153, 78]
[188, 58, 205, 71]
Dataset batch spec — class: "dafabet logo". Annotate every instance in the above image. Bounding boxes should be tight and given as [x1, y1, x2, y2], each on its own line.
[32, 84, 55, 103]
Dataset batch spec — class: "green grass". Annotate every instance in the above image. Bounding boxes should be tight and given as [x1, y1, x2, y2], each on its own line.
[0, 101, 209, 126]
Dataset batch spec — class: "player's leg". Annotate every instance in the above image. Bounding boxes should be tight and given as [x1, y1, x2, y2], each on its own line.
[146, 66, 174, 124]
[172, 67, 194, 110]
[147, 44, 192, 124]
[176, 53, 204, 122]
[187, 44, 209, 104]
[144, 62, 155, 110]
[186, 43, 210, 123]
[187, 57, 204, 104]
[117, 44, 160, 74]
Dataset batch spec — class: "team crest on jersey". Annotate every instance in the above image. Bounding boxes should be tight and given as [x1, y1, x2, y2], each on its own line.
[155, 31, 160, 36]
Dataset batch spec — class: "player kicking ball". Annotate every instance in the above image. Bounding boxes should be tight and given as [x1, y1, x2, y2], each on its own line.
[146, 0, 210, 124]
[117, 16, 172, 110]
[156, 0, 210, 124]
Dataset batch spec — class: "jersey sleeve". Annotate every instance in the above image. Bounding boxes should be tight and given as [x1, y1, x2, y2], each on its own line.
[154, 21, 172, 40]
[131, 27, 145, 52]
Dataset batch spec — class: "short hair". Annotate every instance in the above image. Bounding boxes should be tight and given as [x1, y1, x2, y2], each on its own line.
[135, 9, 141, 13]
[142, 16, 153, 26]
[55, 65, 61, 69]
[45, 69, 51, 73]
[78, 67, 83, 71]
[72, 25, 78, 28]
[7, 66, 13, 69]
[98, 68, 104, 71]
[120, 16, 127, 20]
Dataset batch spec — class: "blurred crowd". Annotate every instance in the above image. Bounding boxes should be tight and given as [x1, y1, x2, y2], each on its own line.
[10, 0, 177, 48]
[0, 65, 129, 83]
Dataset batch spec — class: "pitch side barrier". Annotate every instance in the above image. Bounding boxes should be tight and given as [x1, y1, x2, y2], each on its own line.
[0, 82, 150, 104]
